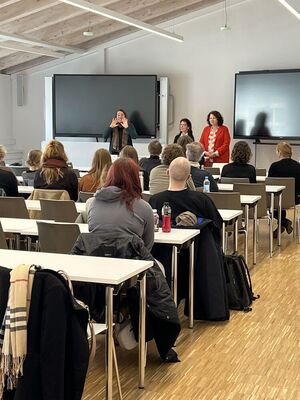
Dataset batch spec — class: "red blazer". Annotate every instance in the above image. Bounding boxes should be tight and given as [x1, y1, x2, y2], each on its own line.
[200, 125, 231, 166]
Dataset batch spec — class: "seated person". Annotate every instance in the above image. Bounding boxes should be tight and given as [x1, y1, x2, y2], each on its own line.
[79, 148, 112, 193]
[0, 168, 18, 196]
[149, 157, 222, 228]
[149, 144, 195, 195]
[34, 140, 78, 201]
[268, 141, 300, 235]
[221, 141, 256, 183]
[139, 140, 162, 175]
[177, 134, 193, 155]
[186, 142, 218, 191]
[23, 149, 42, 185]
[0, 145, 14, 174]
[119, 145, 149, 191]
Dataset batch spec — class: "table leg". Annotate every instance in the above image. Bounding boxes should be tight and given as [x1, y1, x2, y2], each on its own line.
[105, 286, 114, 400]
[270, 193, 274, 257]
[278, 193, 282, 247]
[244, 205, 249, 264]
[222, 222, 226, 253]
[139, 273, 146, 389]
[234, 218, 238, 252]
[172, 246, 178, 305]
[253, 203, 257, 265]
[189, 241, 194, 329]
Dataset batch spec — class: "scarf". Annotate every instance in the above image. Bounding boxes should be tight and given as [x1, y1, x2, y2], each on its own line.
[0, 265, 35, 396]
[112, 126, 127, 153]
[42, 159, 68, 168]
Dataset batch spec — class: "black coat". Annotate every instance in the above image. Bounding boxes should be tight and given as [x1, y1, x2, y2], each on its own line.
[0, 267, 89, 400]
[71, 231, 181, 359]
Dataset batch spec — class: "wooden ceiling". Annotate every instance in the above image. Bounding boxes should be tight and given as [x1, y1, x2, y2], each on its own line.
[0, 0, 223, 75]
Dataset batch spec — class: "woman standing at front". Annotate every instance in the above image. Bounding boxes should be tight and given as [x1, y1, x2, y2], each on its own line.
[200, 111, 231, 166]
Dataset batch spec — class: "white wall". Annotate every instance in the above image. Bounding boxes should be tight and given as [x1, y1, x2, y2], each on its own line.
[9, 0, 300, 167]
[0, 74, 12, 143]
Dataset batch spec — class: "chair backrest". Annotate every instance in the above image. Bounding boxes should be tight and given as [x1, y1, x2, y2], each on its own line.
[205, 167, 220, 175]
[256, 168, 267, 176]
[212, 162, 227, 172]
[142, 192, 151, 203]
[265, 177, 295, 209]
[0, 222, 8, 249]
[233, 183, 268, 218]
[28, 189, 70, 218]
[22, 171, 36, 186]
[72, 168, 80, 178]
[10, 166, 29, 175]
[37, 222, 80, 253]
[78, 191, 95, 203]
[0, 197, 29, 218]
[220, 177, 250, 184]
[207, 191, 242, 228]
[40, 199, 79, 222]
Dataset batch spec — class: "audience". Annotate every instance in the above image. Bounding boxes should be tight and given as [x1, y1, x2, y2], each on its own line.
[186, 142, 218, 191]
[0, 167, 18, 196]
[177, 135, 193, 155]
[23, 149, 42, 185]
[119, 145, 149, 190]
[34, 140, 78, 201]
[87, 158, 154, 250]
[139, 140, 162, 175]
[221, 141, 256, 183]
[0, 145, 7, 167]
[268, 141, 300, 235]
[173, 118, 195, 143]
[149, 144, 195, 194]
[79, 149, 112, 193]
[149, 157, 222, 227]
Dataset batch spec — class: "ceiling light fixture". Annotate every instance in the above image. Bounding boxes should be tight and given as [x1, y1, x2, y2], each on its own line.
[220, 0, 231, 31]
[83, 30, 94, 37]
[277, 0, 300, 20]
[60, 0, 184, 43]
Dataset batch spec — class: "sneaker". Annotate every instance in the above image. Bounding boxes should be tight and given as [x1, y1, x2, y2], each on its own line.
[285, 220, 293, 235]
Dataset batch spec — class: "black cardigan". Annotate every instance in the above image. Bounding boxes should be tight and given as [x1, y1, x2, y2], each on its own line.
[34, 168, 78, 201]
[268, 158, 300, 203]
[221, 162, 257, 183]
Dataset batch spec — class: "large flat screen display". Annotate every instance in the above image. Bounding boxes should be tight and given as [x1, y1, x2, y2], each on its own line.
[53, 74, 158, 138]
[234, 70, 300, 140]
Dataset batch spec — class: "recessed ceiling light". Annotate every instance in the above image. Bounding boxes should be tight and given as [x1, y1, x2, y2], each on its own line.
[83, 30, 94, 37]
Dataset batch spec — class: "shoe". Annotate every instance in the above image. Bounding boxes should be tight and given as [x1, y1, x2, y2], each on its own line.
[273, 226, 285, 239]
[285, 220, 293, 235]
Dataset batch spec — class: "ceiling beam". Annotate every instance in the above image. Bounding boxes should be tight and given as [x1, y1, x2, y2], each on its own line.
[277, 0, 300, 20]
[0, 30, 85, 53]
[0, 42, 64, 58]
[60, 0, 184, 42]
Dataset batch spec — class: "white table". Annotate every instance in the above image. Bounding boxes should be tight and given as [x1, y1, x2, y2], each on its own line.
[25, 199, 86, 214]
[0, 249, 152, 400]
[154, 228, 200, 328]
[218, 184, 285, 255]
[18, 185, 34, 194]
[218, 209, 243, 254]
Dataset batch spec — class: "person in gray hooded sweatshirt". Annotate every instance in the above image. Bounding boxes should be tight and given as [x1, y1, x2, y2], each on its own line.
[87, 157, 154, 250]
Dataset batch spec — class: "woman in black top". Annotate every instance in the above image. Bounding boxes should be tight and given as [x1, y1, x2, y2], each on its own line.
[221, 141, 256, 183]
[173, 118, 195, 143]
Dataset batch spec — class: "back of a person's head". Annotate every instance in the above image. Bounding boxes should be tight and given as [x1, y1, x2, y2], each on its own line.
[277, 141, 292, 159]
[231, 141, 252, 164]
[104, 158, 141, 209]
[186, 142, 204, 162]
[42, 140, 68, 163]
[119, 145, 139, 164]
[168, 157, 191, 182]
[26, 149, 42, 169]
[90, 148, 112, 188]
[0, 145, 7, 162]
[148, 140, 162, 156]
[161, 144, 184, 166]
[177, 135, 193, 155]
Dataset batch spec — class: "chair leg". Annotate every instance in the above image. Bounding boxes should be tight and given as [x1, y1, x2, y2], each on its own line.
[112, 341, 123, 400]
[298, 217, 300, 244]
[293, 207, 296, 238]
[244, 230, 248, 265]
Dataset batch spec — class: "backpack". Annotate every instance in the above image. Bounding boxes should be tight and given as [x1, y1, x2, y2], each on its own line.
[224, 253, 259, 312]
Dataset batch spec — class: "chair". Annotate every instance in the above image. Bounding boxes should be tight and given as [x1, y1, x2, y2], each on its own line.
[37, 222, 80, 253]
[0, 222, 8, 249]
[72, 168, 80, 178]
[142, 192, 151, 203]
[220, 177, 250, 184]
[0, 197, 29, 218]
[78, 191, 95, 202]
[28, 189, 70, 219]
[40, 199, 79, 222]
[206, 192, 248, 261]
[256, 168, 267, 176]
[265, 177, 296, 237]
[22, 171, 36, 186]
[205, 167, 220, 175]
[10, 166, 29, 175]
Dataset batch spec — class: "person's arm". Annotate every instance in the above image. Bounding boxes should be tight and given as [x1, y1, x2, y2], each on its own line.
[251, 165, 257, 183]
[207, 173, 219, 192]
[126, 122, 137, 139]
[103, 127, 112, 141]
[8, 174, 18, 196]
[268, 163, 276, 177]
[141, 202, 154, 251]
[69, 171, 79, 201]
[214, 126, 231, 157]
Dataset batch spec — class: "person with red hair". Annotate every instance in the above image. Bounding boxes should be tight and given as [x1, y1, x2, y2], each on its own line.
[87, 158, 154, 250]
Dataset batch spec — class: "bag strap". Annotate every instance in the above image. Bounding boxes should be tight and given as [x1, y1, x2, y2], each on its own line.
[238, 257, 260, 301]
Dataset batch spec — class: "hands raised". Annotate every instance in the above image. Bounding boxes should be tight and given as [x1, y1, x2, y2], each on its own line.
[110, 118, 118, 128]
[120, 117, 128, 128]
[110, 117, 128, 129]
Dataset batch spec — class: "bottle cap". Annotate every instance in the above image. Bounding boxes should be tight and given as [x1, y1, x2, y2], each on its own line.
[152, 209, 157, 213]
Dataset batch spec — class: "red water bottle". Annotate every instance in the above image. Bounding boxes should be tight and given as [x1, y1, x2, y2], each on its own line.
[162, 202, 171, 233]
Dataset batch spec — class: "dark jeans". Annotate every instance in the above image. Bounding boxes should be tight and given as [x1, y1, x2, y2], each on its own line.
[274, 209, 290, 228]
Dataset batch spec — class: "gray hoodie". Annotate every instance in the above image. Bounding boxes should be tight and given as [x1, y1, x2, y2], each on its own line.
[87, 186, 154, 250]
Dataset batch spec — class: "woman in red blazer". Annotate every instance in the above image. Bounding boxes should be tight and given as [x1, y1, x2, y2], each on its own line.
[200, 111, 231, 166]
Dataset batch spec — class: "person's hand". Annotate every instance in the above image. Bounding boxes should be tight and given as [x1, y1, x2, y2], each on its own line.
[121, 117, 128, 129]
[110, 118, 118, 128]
[204, 151, 210, 157]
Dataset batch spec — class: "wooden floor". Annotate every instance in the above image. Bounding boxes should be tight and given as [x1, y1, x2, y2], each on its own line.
[83, 218, 300, 400]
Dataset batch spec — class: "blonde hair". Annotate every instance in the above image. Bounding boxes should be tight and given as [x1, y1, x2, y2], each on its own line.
[88, 148, 112, 189]
[41, 140, 68, 184]
[119, 145, 139, 165]
[276, 142, 292, 159]
[0, 145, 7, 162]
[26, 149, 42, 169]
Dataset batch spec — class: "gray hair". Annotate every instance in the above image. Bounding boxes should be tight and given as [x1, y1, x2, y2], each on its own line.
[186, 142, 204, 162]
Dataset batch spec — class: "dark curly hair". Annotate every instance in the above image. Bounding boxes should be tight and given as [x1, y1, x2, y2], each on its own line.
[207, 110, 224, 126]
[231, 141, 252, 164]
[161, 144, 184, 166]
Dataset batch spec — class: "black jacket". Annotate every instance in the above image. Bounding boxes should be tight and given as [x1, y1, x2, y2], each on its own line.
[221, 162, 256, 183]
[71, 231, 181, 359]
[268, 158, 300, 204]
[34, 168, 78, 201]
[0, 267, 89, 400]
[0, 168, 18, 196]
